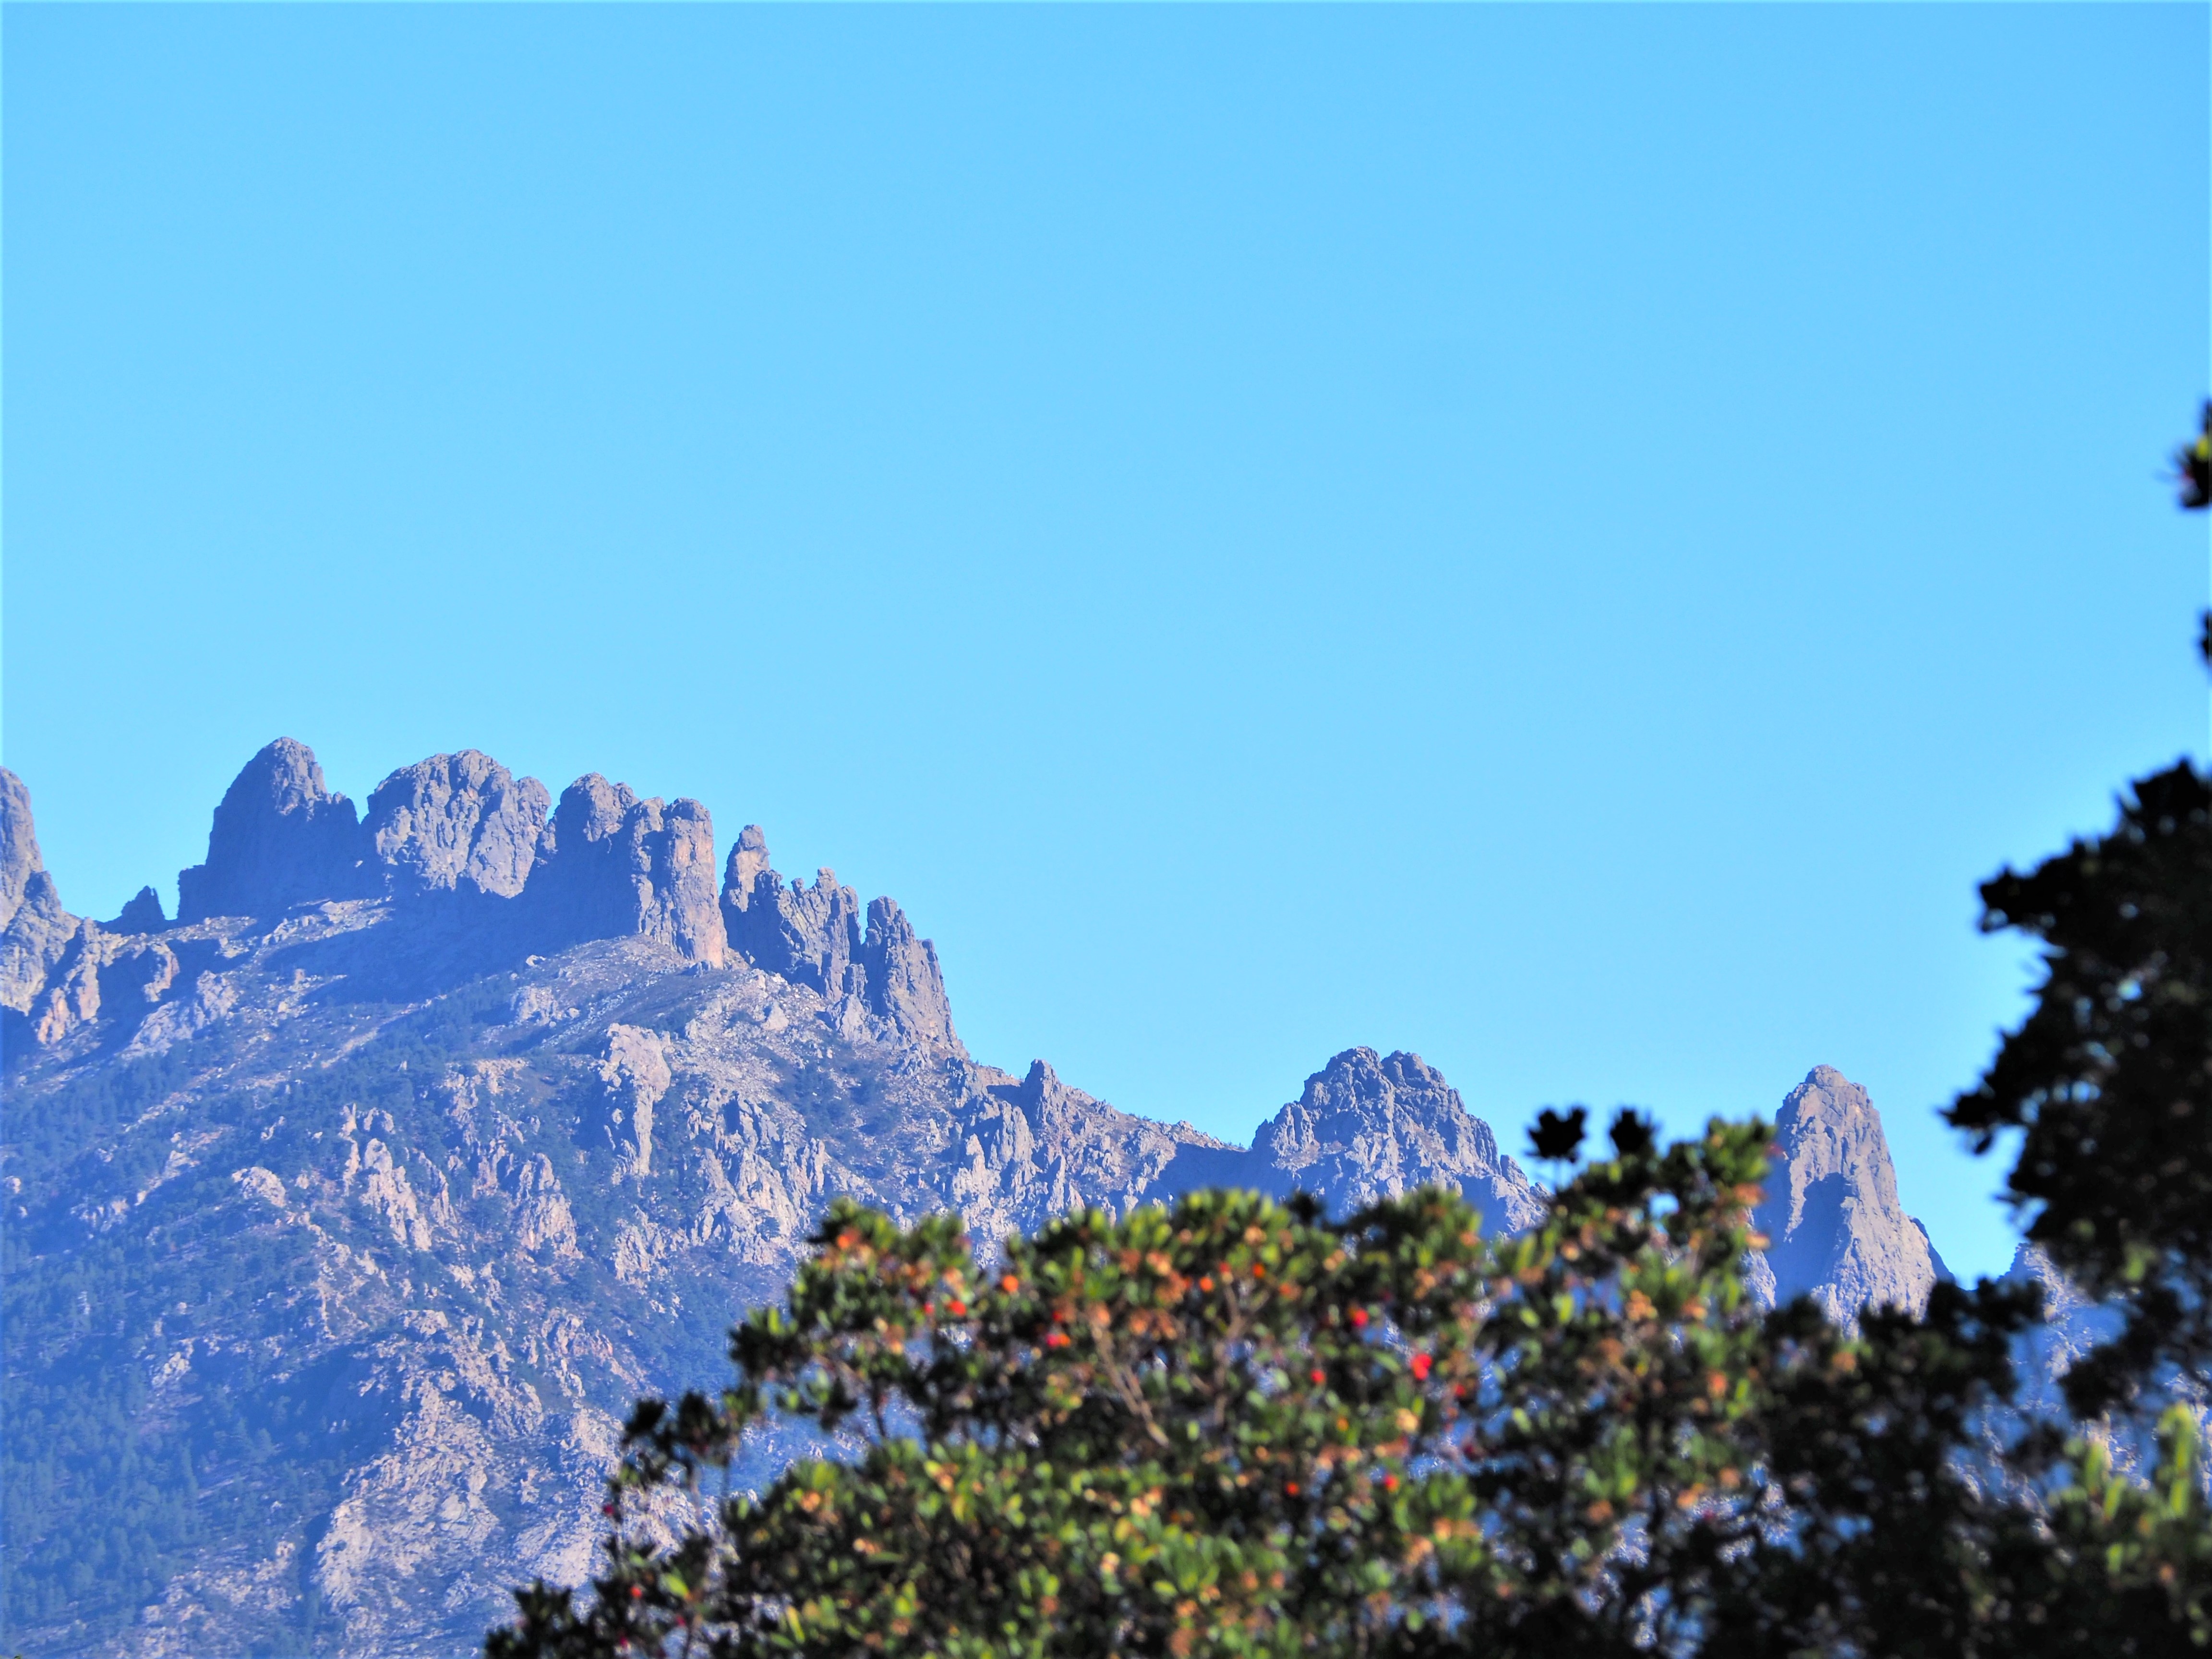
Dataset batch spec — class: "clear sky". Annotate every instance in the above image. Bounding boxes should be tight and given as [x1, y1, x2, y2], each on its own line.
[4, 5, 2206, 1283]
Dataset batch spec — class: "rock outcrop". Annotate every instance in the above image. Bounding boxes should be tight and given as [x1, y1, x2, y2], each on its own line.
[721, 832, 959, 1051]
[528, 776, 725, 965]
[0, 767, 45, 933]
[721, 833, 859, 995]
[1746, 1065, 1939, 1324]
[176, 739, 373, 922]
[364, 751, 551, 899]
[1209, 1047, 1548, 1236]
[103, 886, 169, 934]
[0, 774, 82, 1026]
[856, 897, 962, 1053]
[0, 871, 77, 1018]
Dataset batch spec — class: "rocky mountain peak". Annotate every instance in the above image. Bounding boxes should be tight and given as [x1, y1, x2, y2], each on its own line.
[856, 896, 962, 1055]
[101, 887, 169, 934]
[0, 772, 77, 1023]
[176, 738, 373, 923]
[722, 825, 772, 913]
[364, 751, 551, 899]
[0, 767, 47, 934]
[1245, 1047, 1546, 1235]
[527, 776, 726, 966]
[1747, 1065, 1938, 1324]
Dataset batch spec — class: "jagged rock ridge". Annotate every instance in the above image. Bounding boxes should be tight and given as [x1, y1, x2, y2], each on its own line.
[1745, 1065, 1943, 1325]
[0, 744, 1946, 1659]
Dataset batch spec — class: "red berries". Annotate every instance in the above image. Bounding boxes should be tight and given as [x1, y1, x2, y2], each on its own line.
[1411, 1353, 1432, 1381]
[1310, 1368, 1327, 1386]
[1045, 1330, 1071, 1349]
[1350, 1308, 1370, 1329]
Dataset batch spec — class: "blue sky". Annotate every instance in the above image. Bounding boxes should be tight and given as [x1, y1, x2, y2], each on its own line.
[4, 5, 2206, 1282]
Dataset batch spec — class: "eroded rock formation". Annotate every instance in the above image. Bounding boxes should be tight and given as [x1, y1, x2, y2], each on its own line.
[1746, 1065, 1940, 1323]
[176, 738, 375, 922]
[364, 750, 551, 899]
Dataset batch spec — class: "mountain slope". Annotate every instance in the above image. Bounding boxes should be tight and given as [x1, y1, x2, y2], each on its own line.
[0, 742, 1933, 1657]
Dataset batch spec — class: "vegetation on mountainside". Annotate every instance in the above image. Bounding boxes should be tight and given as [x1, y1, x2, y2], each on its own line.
[0, 981, 530, 1647]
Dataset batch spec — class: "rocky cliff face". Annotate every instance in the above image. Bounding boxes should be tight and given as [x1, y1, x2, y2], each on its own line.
[176, 739, 375, 922]
[0, 743, 1955, 1659]
[1744, 1065, 1942, 1325]
[1, 768, 47, 933]
[1198, 1047, 1546, 1236]
[364, 752, 550, 901]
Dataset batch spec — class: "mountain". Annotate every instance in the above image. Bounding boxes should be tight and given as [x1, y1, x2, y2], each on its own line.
[0, 741, 1931, 1658]
[1746, 1065, 1948, 1326]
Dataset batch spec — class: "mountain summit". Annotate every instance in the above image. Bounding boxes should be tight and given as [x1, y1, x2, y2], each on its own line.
[0, 742, 1940, 1658]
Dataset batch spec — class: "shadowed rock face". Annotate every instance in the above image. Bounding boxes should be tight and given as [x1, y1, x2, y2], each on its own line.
[177, 739, 373, 923]
[1201, 1047, 1548, 1238]
[0, 871, 77, 1018]
[103, 887, 168, 934]
[0, 774, 80, 1023]
[720, 830, 961, 1053]
[0, 768, 45, 934]
[528, 776, 726, 966]
[722, 834, 860, 996]
[1747, 1065, 1938, 1324]
[364, 752, 551, 899]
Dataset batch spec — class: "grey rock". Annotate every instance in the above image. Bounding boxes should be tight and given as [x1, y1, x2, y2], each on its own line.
[1751, 1065, 1938, 1325]
[720, 835, 958, 1051]
[177, 739, 373, 923]
[1178, 1047, 1547, 1237]
[528, 777, 727, 966]
[857, 897, 962, 1054]
[0, 768, 46, 934]
[27, 920, 105, 1045]
[103, 886, 169, 934]
[721, 832, 859, 996]
[0, 871, 78, 1017]
[364, 751, 551, 899]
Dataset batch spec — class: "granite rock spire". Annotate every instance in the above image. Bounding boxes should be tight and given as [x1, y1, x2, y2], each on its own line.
[176, 739, 373, 922]
[364, 752, 552, 899]
[1746, 1065, 1940, 1323]
[526, 776, 725, 965]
